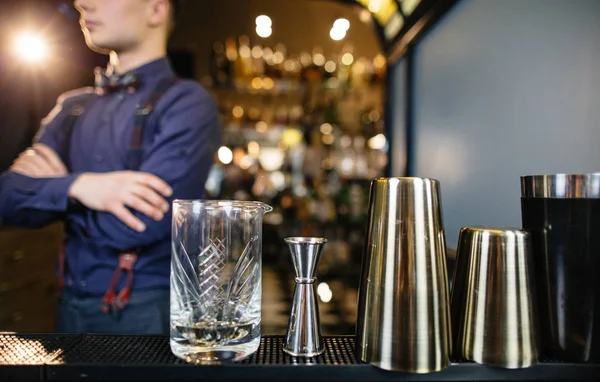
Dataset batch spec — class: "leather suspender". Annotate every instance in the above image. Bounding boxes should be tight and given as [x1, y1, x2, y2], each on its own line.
[101, 76, 179, 313]
[57, 93, 97, 290]
[126, 77, 180, 171]
[58, 77, 180, 314]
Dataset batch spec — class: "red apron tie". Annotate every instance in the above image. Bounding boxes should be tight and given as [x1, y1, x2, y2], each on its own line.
[101, 252, 138, 314]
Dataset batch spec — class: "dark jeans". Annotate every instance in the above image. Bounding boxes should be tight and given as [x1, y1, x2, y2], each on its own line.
[56, 289, 170, 334]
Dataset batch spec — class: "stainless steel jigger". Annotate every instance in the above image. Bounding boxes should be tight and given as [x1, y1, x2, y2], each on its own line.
[283, 237, 327, 357]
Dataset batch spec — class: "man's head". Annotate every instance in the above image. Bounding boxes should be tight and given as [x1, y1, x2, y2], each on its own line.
[74, 0, 178, 54]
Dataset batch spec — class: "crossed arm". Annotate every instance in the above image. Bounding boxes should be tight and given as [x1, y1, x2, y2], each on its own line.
[7, 143, 172, 231]
[0, 87, 221, 250]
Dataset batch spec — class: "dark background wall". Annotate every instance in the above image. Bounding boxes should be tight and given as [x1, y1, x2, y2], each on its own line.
[392, 0, 600, 247]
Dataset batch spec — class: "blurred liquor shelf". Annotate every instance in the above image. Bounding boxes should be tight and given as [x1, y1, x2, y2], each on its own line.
[204, 38, 389, 287]
[206, 35, 387, 89]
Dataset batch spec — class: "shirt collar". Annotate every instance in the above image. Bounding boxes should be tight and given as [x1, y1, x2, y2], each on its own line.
[105, 57, 174, 87]
[132, 57, 174, 82]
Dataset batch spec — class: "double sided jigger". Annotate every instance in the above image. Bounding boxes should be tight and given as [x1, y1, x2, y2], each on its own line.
[283, 237, 327, 357]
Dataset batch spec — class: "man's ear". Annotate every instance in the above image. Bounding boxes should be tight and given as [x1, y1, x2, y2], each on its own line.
[147, 0, 170, 28]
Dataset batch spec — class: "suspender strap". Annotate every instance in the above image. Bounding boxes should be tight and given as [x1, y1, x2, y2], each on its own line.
[58, 77, 180, 314]
[63, 94, 98, 172]
[102, 76, 179, 313]
[58, 94, 97, 290]
[126, 76, 180, 171]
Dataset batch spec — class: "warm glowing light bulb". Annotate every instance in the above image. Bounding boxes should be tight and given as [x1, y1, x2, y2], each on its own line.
[320, 123, 333, 135]
[333, 18, 350, 31]
[359, 9, 371, 23]
[324, 61, 337, 73]
[255, 15, 272, 27]
[313, 53, 326, 66]
[341, 53, 354, 66]
[256, 25, 272, 38]
[368, 134, 387, 150]
[14, 33, 47, 63]
[218, 146, 233, 164]
[330, 28, 346, 41]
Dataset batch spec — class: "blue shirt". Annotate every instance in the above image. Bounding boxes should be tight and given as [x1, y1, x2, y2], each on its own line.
[0, 58, 222, 296]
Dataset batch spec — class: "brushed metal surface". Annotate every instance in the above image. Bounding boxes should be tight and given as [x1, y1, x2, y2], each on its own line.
[283, 237, 327, 357]
[521, 173, 600, 198]
[356, 177, 451, 373]
[451, 226, 538, 369]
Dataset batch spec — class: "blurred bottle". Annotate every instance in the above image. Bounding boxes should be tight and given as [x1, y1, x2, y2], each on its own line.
[251, 44, 265, 77]
[373, 54, 386, 84]
[210, 41, 231, 88]
[263, 46, 279, 79]
[272, 43, 287, 79]
[238, 35, 254, 82]
[225, 37, 240, 83]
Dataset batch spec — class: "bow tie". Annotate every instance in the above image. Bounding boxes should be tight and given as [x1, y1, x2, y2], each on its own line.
[94, 68, 139, 95]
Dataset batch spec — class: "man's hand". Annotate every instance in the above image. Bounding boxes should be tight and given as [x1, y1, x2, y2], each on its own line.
[11, 143, 68, 178]
[68, 171, 173, 232]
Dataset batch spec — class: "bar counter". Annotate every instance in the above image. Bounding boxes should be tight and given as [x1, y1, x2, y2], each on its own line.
[1, 333, 598, 381]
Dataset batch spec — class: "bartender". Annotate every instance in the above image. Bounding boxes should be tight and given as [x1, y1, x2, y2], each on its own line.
[0, 0, 221, 334]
